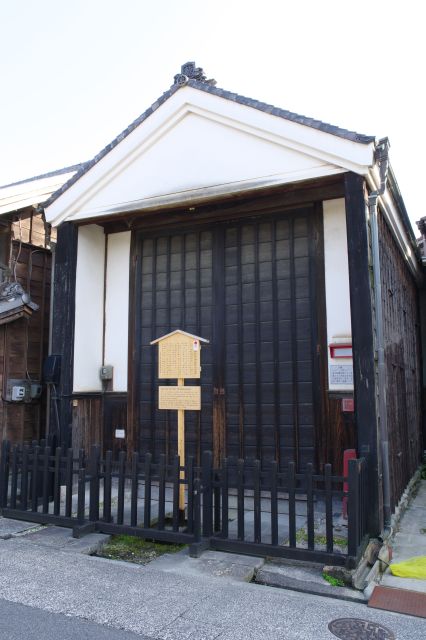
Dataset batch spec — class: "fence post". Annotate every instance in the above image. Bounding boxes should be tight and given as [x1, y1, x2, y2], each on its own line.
[31, 445, 40, 512]
[89, 445, 100, 522]
[103, 450, 112, 523]
[21, 445, 30, 511]
[10, 445, 19, 510]
[237, 458, 245, 541]
[221, 458, 229, 539]
[64, 448, 73, 518]
[186, 456, 194, 535]
[288, 461, 296, 547]
[0, 440, 10, 510]
[172, 454, 180, 532]
[143, 452, 152, 528]
[42, 445, 51, 514]
[347, 458, 360, 557]
[193, 477, 201, 543]
[253, 459, 261, 544]
[53, 447, 62, 516]
[270, 460, 278, 546]
[77, 468, 86, 525]
[130, 451, 139, 528]
[202, 451, 213, 537]
[324, 463, 333, 554]
[306, 463, 314, 550]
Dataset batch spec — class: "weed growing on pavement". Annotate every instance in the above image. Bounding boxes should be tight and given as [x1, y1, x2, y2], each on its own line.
[295, 528, 347, 548]
[322, 572, 345, 587]
[97, 535, 185, 565]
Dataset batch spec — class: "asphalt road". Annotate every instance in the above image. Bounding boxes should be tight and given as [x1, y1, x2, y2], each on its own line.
[0, 598, 149, 640]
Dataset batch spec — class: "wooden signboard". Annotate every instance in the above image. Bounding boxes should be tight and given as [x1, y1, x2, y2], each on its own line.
[159, 386, 201, 411]
[151, 330, 209, 513]
[156, 331, 202, 379]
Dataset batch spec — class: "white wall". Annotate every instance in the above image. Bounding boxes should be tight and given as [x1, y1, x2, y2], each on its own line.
[104, 231, 131, 391]
[323, 198, 353, 391]
[73, 224, 105, 392]
[74, 112, 332, 217]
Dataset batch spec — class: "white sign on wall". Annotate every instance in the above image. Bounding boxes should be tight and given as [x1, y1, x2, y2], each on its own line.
[329, 365, 354, 386]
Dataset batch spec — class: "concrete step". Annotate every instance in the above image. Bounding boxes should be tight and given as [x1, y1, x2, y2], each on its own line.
[254, 561, 366, 603]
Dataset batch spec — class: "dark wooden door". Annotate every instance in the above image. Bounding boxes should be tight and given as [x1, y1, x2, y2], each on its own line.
[136, 206, 322, 469]
[138, 230, 215, 462]
[222, 210, 321, 470]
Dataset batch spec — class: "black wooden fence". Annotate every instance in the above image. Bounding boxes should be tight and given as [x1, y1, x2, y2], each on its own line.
[0, 440, 368, 567]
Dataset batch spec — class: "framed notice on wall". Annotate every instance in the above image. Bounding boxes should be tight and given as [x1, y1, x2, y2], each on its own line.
[329, 364, 353, 386]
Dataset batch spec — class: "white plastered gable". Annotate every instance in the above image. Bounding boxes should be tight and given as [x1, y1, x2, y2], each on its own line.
[45, 86, 375, 226]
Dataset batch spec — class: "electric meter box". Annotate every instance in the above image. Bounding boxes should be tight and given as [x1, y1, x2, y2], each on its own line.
[6, 379, 30, 403]
[100, 365, 113, 381]
[5, 379, 42, 403]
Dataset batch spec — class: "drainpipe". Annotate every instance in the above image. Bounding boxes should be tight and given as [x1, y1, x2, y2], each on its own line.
[368, 137, 392, 532]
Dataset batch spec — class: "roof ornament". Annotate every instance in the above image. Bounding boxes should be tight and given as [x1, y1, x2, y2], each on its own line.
[0, 280, 39, 312]
[173, 61, 216, 86]
[0, 281, 27, 302]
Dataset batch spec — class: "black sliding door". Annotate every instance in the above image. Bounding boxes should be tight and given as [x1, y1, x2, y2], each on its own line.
[136, 206, 321, 469]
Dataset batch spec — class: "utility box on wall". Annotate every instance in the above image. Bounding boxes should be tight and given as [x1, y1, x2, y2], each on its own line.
[5, 379, 42, 403]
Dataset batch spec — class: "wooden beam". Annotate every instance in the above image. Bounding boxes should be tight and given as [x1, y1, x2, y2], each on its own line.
[85, 176, 345, 234]
[344, 172, 381, 536]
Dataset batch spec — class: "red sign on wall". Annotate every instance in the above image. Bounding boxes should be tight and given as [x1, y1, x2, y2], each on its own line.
[342, 398, 354, 413]
[329, 343, 353, 358]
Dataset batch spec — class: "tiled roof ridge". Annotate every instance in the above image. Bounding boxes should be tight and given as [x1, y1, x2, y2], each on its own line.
[186, 79, 376, 144]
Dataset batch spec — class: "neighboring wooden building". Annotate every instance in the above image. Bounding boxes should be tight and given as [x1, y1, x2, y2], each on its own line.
[0, 165, 83, 443]
[45, 63, 423, 535]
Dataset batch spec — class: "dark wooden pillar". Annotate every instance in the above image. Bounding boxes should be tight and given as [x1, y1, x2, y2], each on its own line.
[49, 222, 78, 449]
[344, 172, 381, 535]
[127, 230, 140, 458]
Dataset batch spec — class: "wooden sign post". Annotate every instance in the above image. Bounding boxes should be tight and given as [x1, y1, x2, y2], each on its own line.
[151, 330, 209, 514]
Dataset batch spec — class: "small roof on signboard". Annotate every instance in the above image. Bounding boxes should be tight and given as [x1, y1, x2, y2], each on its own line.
[150, 329, 209, 345]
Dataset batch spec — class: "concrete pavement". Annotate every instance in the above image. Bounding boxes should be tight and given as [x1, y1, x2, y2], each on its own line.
[380, 478, 426, 594]
[0, 527, 424, 639]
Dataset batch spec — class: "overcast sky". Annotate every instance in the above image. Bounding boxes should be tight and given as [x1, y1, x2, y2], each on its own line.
[0, 0, 423, 230]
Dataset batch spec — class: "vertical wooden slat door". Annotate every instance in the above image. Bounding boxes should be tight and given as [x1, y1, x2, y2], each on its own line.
[223, 209, 319, 470]
[136, 206, 321, 469]
[138, 230, 214, 462]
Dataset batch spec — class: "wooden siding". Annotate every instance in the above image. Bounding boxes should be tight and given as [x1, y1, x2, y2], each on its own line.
[103, 394, 127, 458]
[325, 395, 356, 473]
[72, 395, 103, 454]
[378, 209, 423, 510]
[71, 394, 128, 459]
[11, 209, 56, 248]
[0, 241, 51, 443]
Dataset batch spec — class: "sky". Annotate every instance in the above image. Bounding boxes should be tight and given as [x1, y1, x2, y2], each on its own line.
[0, 0, 424, 231]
